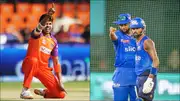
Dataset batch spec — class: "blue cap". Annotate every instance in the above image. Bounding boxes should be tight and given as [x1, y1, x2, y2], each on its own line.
[130, 17, 146, 28]
[113, 13, 131, 25]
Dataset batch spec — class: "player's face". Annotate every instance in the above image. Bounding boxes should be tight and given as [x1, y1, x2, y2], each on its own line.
[119, 24, 129, 33]
[131, 28, 143, 38]
[43, 21, 53, 33]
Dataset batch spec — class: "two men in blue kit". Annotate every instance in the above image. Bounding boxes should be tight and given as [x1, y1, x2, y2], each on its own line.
[109, 14, 159, 101]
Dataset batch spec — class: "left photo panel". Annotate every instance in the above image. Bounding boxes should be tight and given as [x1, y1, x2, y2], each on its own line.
[0, 0, 90, 101]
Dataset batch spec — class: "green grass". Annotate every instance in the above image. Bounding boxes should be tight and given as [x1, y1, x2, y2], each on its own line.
[0, 81, 89, 90]
[0, 81, 89, 101]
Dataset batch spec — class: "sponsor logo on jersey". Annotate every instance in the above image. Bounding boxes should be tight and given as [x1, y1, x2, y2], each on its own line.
[125, 46, 136, 52]
[40, 46, 51, 55]
[121, 39, 130, 43]
[135, 55, 141, 61]
[137, 46, 141, 50]
[42, 39, 46, 45]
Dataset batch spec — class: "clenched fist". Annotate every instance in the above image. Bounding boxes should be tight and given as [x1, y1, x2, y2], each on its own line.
[109, 27, 117, 35]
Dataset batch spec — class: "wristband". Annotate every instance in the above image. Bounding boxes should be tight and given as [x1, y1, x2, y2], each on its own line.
[150, 67, 158, 75]
[34, 27, 41, 33]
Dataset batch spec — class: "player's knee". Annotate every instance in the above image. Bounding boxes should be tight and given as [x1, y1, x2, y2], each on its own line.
[30, 57, 38, 63]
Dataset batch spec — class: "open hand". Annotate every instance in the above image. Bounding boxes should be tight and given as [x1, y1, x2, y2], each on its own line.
[59, 81, 67, 94]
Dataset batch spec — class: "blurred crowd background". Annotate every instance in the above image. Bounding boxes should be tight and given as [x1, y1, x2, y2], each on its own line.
[0, 0, 90, 44]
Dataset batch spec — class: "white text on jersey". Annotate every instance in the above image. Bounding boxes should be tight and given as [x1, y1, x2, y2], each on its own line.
[40, 46, 51, 55]
[125, 46, 136, 52]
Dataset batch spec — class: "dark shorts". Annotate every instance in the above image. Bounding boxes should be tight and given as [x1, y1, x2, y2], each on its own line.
[136, 76, 157, 101]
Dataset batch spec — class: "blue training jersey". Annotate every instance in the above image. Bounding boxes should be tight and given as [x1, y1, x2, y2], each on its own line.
[112, 30, 136, 86]
[112, 30, 136, 68]
[135, 35, 153, 76]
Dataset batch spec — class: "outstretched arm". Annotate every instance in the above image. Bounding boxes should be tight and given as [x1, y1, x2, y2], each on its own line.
[32, 3, 56, 37]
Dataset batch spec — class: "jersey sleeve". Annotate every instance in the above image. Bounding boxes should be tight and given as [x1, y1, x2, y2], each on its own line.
[51, 37, 59, 56]
[112, 31, 121, 46]
[31, 30, 41, 39]
[51, 44, 58, 56]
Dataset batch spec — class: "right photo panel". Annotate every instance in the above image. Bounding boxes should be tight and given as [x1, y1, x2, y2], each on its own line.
[90, 0, 180, 101]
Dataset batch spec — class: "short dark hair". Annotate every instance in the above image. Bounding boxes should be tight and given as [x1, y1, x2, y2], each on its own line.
[39, 14, 53, 22]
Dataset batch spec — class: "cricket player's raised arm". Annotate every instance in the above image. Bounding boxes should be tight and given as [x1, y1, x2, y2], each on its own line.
[32, 3, 55, 37]
[109, 27, 118, 40]
[144, 39, 159, 78]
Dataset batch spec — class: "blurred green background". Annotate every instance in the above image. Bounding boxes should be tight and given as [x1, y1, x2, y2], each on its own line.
[91, 0, 180, 73]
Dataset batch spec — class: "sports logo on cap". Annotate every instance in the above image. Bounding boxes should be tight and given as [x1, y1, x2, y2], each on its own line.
[113, 13, 131, 25]
[131, 20, 138, 25]
[118, 15, 126, 21]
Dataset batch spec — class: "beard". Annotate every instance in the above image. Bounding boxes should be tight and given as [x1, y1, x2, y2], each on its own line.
[133, 29, 145, 38]
[121, 28, 130, 34]
[133, 32, 142, 38]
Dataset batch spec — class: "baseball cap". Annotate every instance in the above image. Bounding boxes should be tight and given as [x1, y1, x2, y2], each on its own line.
[113, 13, 131, 25]
[130, 17, 146, 28]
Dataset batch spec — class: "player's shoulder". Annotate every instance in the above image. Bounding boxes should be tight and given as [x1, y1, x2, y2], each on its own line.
[115, 30, 122, 34]
[144, 35, 152, 40]
[115, 30, 123, 37]
[144, 35, 153, 42]
[144, 36, 155, 48]
[50, 35, 57, 44]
